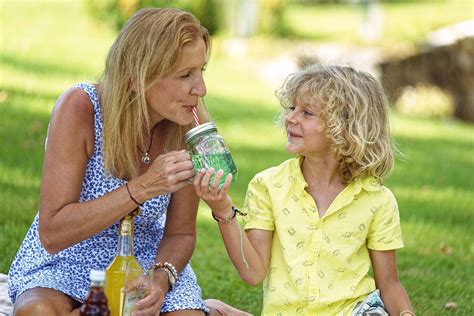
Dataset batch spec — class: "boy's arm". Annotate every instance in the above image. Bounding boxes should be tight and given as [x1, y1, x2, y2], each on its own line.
[369, 249, 415, 315]
[193, 168, 272, 285]
[216, 217, 272, 285]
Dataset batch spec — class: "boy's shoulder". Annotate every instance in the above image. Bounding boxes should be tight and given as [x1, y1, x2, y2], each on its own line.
[252, 157, 299, 182]
[356, 176, 397, 204]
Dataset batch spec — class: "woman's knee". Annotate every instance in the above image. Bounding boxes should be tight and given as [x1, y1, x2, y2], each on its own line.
[162, 310, 205, 316]
[14, 288, 79, 316]
[204, 299, 252, 316]
[14, 299, 58, 316]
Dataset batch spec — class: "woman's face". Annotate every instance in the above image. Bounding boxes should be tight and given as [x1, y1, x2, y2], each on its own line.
[145, 37, 207, 126]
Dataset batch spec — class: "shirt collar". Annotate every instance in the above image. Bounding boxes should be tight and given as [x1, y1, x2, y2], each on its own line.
[292, 156, 307, 191]
[289, 156, 382, 191]
[354, 176, 383, 192]
[290, 156, 382, 213]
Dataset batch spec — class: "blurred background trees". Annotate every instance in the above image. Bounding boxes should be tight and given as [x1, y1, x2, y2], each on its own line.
[84, 0, 290, 36]
[84, 0, 473, 122]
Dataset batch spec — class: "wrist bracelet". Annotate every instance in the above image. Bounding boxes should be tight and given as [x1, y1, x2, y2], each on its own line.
[154, 262, 178, 279]
[400, 311, 415, 316]
[153, 261, 178, 290]
[125, 182, 143, 207]
[212, 206, 247, 224]
[154, 267, 176, 290]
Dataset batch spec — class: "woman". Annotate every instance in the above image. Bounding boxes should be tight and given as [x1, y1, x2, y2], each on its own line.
[8, 8, 224, 315]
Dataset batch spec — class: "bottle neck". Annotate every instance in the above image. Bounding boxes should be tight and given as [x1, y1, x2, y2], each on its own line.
[90, 279, 105, 288]
[116, 218, 134, 256]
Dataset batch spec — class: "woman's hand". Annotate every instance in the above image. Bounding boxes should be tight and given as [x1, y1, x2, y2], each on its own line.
[129, 271, 169, 316]
[139, 150, 195, 197]
[193, 168, 233, 217]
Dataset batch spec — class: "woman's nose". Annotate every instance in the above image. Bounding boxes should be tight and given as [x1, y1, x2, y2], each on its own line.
[191, 74, 206, 97]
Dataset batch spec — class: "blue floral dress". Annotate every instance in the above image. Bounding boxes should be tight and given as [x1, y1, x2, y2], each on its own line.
[8, 83, 208, 313]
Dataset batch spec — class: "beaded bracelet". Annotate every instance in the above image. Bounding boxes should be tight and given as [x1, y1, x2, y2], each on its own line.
[154, 261, 178, 279]
[153, 261, 178, 290]
[212, 206, 247, 224]
[125, 182, 143, 207]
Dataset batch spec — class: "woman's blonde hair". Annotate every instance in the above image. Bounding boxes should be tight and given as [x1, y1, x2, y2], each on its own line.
[276, 64, 395, 184]
[100, 8, 211, 179]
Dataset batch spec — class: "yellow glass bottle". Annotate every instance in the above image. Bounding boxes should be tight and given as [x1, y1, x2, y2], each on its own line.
[105, 209, 142, 316]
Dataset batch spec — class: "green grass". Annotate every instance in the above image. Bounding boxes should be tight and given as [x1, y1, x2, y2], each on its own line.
[1, 1, 473, 315]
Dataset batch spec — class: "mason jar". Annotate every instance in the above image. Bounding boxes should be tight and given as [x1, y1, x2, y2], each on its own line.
[184, 122, 237, 188]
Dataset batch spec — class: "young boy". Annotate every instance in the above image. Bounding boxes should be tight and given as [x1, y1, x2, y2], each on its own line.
[196, 65, 414, 315]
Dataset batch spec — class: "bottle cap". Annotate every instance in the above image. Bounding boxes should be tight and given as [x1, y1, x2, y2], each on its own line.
[90, 270, 106, 281]
[120, 220, 132, 234]
[184, 122, 217, 144]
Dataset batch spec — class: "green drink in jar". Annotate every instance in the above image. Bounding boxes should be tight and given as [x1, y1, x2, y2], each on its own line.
[185, 122, 237, 188]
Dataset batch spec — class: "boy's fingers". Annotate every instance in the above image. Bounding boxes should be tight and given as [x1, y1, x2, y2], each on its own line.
[218, 174, 233, 197]
[209, 170, 224, 193]
[193, 169, 205, 195]
[201, 168, 215, 193]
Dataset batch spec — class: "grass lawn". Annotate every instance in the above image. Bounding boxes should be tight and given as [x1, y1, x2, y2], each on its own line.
[1, 1, 473, 314]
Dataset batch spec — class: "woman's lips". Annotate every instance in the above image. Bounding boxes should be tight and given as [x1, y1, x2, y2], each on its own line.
[183, 105, 196, 111]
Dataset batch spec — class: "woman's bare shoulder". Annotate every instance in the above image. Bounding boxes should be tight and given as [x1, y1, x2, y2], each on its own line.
[52, 86, 95, 120]
[47, 85, 97, 156]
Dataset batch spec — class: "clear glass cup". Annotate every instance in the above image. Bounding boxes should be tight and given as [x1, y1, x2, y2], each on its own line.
[122, 262, 153, 316]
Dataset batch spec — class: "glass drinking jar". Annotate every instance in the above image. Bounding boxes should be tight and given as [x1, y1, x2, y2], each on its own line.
[185, 122, 237, 188]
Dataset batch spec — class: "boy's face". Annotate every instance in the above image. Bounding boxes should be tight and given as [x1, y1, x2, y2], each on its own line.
[284, 90, 331, 158]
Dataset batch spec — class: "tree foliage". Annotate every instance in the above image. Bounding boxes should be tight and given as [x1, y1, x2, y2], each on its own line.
[84, 0, 221, 34]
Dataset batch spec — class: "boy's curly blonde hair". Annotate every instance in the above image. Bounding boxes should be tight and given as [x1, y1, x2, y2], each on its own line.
[276, 64, 395, 184]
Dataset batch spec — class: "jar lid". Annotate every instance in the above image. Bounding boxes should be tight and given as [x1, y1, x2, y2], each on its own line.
[184, 122, 217, 143]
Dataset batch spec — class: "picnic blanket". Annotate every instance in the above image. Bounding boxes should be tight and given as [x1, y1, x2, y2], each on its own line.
[0, 274, 13, 315]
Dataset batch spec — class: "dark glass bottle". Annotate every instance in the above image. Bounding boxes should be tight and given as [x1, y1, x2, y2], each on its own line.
[80, 270, 110, 316]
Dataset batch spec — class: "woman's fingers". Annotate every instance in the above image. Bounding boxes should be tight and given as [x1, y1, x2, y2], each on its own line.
[159, 149, 189, 161]
[142, 150, 196, 195]
[132, 285, 163, 315]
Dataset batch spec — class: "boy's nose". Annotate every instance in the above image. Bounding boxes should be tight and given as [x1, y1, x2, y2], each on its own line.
[286, 111, 298, 124]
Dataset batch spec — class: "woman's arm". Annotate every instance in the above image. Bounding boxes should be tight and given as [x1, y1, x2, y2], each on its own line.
[39, 88, 135, 253]
[133, 184, 200, 313]
[370, 249, 414, 315]
[39, 88, 194, 254]
[156, 183, 199, 273]
[193, 168, 272, 285]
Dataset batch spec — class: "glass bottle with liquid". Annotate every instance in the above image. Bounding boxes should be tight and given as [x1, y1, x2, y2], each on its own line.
[80, 270, 110, 316]
[185, 122, 237, 188]
[105, 209, 142, 316]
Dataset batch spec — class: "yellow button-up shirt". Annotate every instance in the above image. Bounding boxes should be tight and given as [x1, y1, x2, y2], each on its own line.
[242, 158, 404, 315]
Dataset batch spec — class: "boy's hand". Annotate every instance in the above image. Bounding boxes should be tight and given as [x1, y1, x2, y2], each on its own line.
[193, 168, 233, 216]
